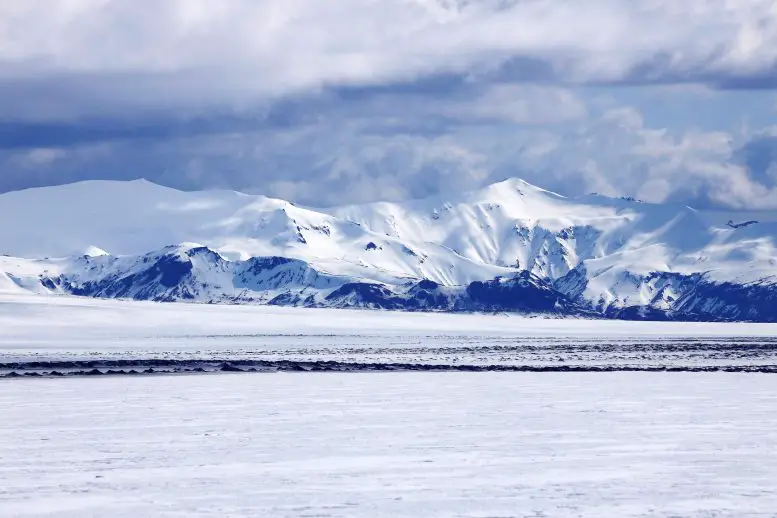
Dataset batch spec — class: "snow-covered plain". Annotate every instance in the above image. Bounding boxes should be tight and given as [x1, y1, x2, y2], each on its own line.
[3, 293, 777, 372]
[3, 294, 777, 516]
[2, 373, 777, 517]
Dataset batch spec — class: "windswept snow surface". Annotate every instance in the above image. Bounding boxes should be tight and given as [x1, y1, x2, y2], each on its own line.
[4, 295, 777, 516]
[2, 373, 777, 517]
[2, 293, 777, 374]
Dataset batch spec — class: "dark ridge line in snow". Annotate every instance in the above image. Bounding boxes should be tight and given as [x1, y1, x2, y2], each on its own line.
[146, 334, 777, 343]
[3, 360, 777, 378]
[7, 341, 777, 359]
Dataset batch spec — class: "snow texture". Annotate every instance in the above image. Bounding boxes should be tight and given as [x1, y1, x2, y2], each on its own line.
[2, 293, 777, 374]
[2, 373, 777, 517]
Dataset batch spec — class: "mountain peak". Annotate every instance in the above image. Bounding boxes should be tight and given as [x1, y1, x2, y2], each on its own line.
[4, 175, 777, 320]
[473, 177, 565, 202]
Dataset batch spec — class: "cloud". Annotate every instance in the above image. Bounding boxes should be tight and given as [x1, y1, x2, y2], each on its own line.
[2, 1, 777, 210]
[2, 0, 777, 123]
[517, 108, 777, 210]
[4, 90, 777, 210]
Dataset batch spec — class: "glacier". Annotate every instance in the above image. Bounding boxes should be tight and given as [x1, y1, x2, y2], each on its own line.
[3, 177, 777, 321]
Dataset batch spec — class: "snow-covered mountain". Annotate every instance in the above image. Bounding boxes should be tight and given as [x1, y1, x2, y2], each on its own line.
[3, 177, 777, 320]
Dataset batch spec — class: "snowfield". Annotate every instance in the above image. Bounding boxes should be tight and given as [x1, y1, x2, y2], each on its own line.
[2, 293, 777, 373]
[2, 373, 777, 517]
[3, 294, 777, 516]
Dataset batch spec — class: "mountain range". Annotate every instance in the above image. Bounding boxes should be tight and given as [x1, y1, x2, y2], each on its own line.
[2, 177, 777, 321]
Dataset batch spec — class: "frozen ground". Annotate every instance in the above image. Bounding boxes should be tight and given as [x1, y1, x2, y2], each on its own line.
[3, 295, 777, 516]
[2, 373, 777, 517]
[2, 294, 777, 374]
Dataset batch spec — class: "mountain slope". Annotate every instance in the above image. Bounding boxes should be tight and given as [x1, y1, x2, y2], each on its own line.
[3, 178, 777, 320]
[0, 243, 587, 315]
[0, 179, 512, 287]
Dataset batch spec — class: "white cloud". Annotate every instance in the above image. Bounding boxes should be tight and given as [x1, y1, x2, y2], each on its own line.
[464, 84, 588, 124]
[6, 96, 777, 210]
[8, 147, 67, 168]
[2, 1, 777, 209]
[1, 0, 777, 121]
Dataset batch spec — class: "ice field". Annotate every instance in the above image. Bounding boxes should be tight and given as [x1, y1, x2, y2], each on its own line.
[2, 373, 777, 517]
[3, 293, 777, 374]
[3, 294, 777, 516]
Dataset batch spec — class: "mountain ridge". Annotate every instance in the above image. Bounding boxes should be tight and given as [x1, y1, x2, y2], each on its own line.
[3, 177, 777, 321]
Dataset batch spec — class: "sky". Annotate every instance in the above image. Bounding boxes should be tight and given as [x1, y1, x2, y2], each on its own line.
[2, 0, 777, 209]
